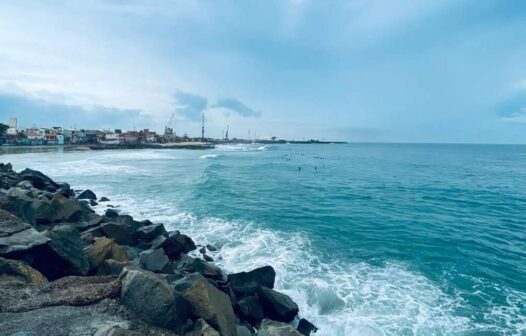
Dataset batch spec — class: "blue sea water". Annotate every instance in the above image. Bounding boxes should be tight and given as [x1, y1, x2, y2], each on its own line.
[2, 143, 525, 335]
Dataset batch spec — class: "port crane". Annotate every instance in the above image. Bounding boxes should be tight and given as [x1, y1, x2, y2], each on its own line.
[164, 112, 175, 140]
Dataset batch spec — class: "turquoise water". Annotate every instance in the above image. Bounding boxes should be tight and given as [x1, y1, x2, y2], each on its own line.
[2, 143, 525, 335]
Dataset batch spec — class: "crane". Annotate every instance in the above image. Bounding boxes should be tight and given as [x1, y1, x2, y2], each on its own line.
[164, 112, 175, 140]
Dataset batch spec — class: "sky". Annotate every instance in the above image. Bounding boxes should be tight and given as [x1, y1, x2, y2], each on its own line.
[0, 0, 526, 143]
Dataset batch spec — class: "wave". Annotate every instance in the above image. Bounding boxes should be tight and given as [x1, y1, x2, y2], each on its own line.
[215, 144, 268, 152]
[200, 154, 221, 159]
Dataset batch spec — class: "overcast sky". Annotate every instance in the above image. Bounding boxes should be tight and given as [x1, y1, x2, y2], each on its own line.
[1, 0, 525, 143]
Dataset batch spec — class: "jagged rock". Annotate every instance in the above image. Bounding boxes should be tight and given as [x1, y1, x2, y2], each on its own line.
[297, 318, 318, 336]
[34, 193, 91, 224]
[228, 265, 276, 297]
[199, 246, 206, 254]
[0, 257, 47, 287]
[139, 248, 169, 273]
[185, 319, 220, 336]
[85, 237, 128, 271]
[0, 190, 37, 225]
[100, 197, 110, 202]
[97, 259, 131, 276]
[257, 287, 299, 323]
[136, 223, 167, 242]
[94, 324, 142, 336]
[90, 199, 99, 207]
[177, 257, 224, 281]
[152, 232, 196, 259]
[206, 244, 218, 252]
[203, 254, 214, 262]
[0, 275, 120, 313]
[258, 319, 302, 336]
[174, 273, 236, 336]
[105, 208, 120, 218]
[237, 325, 254, 336]
[101, 222, 135, 245]
[120, 268, 189, 332]
[78, 189, 97, 200]
[19, 168, 60, 192]
[0, 209, 49, 256]
[235, 296, 264, 323]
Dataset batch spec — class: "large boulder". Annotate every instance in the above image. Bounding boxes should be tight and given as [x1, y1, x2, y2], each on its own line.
[136, 223, 167, 242]
[151, 232, 196, 259]
[174, 273, 236, 336]
[77, 189, 97, 200]
[85, 237, 128, 271]
[97, 259, 131, 276]
[0, 163, 21, 190]
[139, 248, 169, 273]
[177, 257, 225, 281]
[235, 296, 264, 324]
[0, 209, 49, 256]
[0, 257, 47, 288]
[258, 319, 302, 336]
[34, 194, 91, 224]
[296, 318, 318, 336]
[0, 275, 120, 313]
[94, 325, 143, 336]
[0, 190, 36, 225]
[228, 265, 276, 297]
[101, 222, 135, 245]
[257, 287, 299, 323]
[185, 319, 220, 336]
[120, 268, 189, 332]
[19, 168, 60, 192]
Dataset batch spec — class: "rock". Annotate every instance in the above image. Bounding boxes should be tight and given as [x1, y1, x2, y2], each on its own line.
[85, 237, 128, 271]
[78, 189, 97, 200]
[206, 244, 218, 252]
[136, 223, 167, 242]
[203, 254, 214, 262]
[185, 319, 220, 336]
[228, 265, 276, 297]
[105, 208, 120, 218]
[38, 225, 90, 279]
[101, 222, 134, 245]
[0, 191, 37, 225]
[257, 287, 299, 323]
[0, 257, 47, 287]
[139, 248, 169, 272]
[0, 275, 120, 313]
[90, 199, 99, 207]
[297, 318, 318, 336]
[120, 268, 189, 332]
[174, 273, 236, 336]
[199, 246, 206, 254]
[97, 259, 130, 276]
[258, 319, 302, 336]
[100, 197, 110, 202]
[0, 209, 49, 256]
[178, 257, 224, 281]
[94, 324, 142, 336]
[235, 296, 264, 323]
[152, 232, 196, 259]
[237, 325, 254, 336]
[19, 168, 59, 192]
[34, 194, 91, 224]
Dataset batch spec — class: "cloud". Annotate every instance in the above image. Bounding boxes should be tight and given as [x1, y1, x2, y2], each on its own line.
[173, 90, 208, 122]
[211, 98, 262, 118]
[500, 108, 526, 124]
[0, 90, 151, 130]
[497, 90, 526, 124]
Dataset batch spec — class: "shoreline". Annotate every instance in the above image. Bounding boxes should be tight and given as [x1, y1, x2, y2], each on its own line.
[0, 163, 317, 335]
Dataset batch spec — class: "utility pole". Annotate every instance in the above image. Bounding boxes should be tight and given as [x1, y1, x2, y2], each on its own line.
[225, 125, 229, 141]
[201, 112, 205, 141]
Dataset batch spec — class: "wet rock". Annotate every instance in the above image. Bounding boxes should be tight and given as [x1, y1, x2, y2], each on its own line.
[90, 199, 99, 207]
[97, 259, 131, 276]
[235, 296, 264, 324]
[177, 257, 224, 281]
[136, 223, 167, 242]
[99, 197, 110, 202]
[258, 319, 302, 336]
[94, 324, 142, 336]
[174, 273, 236, 336]
[228, 265, 276, 297]
[297, 318, 318, 336]
[78, 189, 97, 200]
[257, 287, 299, 323]
[139, 248, 169, 273]
[237, 325, 254, 336]
[105, 208, 120, 218]
[199, 246, 206, 254]
[203, 254, 214, 262]
[19, 168, 60, 192]
[85, 237, 128, 271]
[1, 275, 120, 313]
[185, 319, 220, 336]
[0, 257, 47, 287]
[101, 222, 134, 245]
[34, 194, 91, 224]
[154, 232, 197, 258]
[0, 191, 36, 225]
[0, 209, 49, 256]
[206, 244, 218, 252]
[120, 268, 189, 332]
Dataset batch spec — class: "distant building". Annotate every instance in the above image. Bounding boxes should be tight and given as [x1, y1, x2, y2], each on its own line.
[8, 118, 17, 128]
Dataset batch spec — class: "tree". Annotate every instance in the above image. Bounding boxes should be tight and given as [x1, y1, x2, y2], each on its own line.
[0, 123, 8, 136]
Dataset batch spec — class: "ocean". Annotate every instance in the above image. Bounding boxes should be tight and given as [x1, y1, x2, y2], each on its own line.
[2, 143, 525, 335]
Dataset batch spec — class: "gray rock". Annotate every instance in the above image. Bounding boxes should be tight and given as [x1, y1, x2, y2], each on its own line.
[139, 248, 169, 272]
[235, 296, 264, 323]
[105, 208, 120, 218]
[77, 189, 97, 200]
[185, 319, 220, 336]
[0, 209, 49, 256]
[175, 257, 224, 281]
[33, 194, 91, 224]
[258, 319, 302, 336]
[120, 268, 189, 332]
[85, 237, 128, 271]
[94, 324, 142, 336]
[237, 325, 254, 336]
[136, 223, 167, 242]
[0, 257, 48, 288]
[297, 318, 318, 336]
[257, 287, 299, 323]
[101, 222, 134, 245]
[99, 197, 110, 202]
[174, 273, 236, 336]
[228, 265, 276, 297]
[206, 244, 218, 252]
[19, 168, 60, 192]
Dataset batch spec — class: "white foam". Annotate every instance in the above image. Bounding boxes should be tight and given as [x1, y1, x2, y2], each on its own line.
[215, 144, 265, 152]
[200, 154, 221, 159]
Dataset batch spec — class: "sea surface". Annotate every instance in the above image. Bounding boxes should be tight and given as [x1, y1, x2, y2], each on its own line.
[1, 143, 525, 336]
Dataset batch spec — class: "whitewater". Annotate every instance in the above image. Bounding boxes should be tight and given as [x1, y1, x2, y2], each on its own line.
[2, 143, 525, 336]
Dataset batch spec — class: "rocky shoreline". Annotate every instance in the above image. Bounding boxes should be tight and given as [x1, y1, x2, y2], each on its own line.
[0, 163, 317, 336]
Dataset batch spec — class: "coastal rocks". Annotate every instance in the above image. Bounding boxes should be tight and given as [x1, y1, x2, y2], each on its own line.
[235, 296, 265, 323]
[0, 209, 49, 256]
[0, 163, 21, 190]
[77, 189, 97, 200]
[297, 318, 318, 336]
[34, 193, 91, 224]
[85, 237, 128, 271]
[174, 273, 236, 336]
[19, 168, 60, 192]
[258, 319, 302, 336]
[105, 208, 120, 218]
[1, 275, 121, 313]
[178, 257, 225, 281]
[136, 223, 168, 242]
[185, 319, 220, 336]
[257, 287, 299, 322]
[101, 222, 135, 245]
[151, 232, 196, 259]
[97, 259, 131, 276]
[120, 268, 190, 331]
[94, 325, 142, 336]
[228, 265, 276, 297]
[139, 248, 169, 272]
[100, 197, 110, 202]
[0, 257, 48, 287]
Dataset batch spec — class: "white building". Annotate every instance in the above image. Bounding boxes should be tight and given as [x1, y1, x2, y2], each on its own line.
[8, 117, 17, 128]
